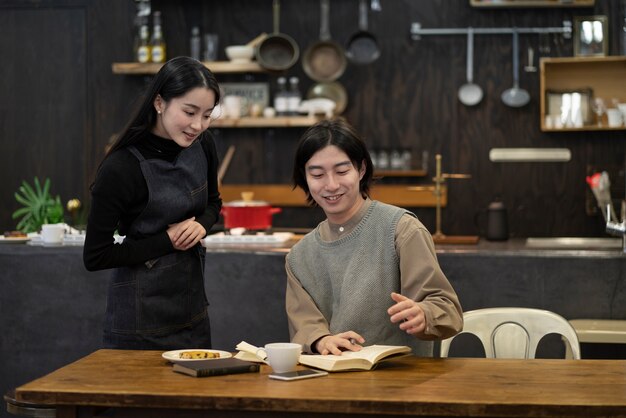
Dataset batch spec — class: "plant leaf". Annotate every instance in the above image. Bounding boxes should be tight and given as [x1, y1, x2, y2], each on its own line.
[14, 192, 31, 206]
[19, 183, 37, 203]
[41, 178, 51, 200]
[12, 207, 31, 218]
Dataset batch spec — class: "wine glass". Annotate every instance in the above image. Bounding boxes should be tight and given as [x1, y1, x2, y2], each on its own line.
[591, 97, 606, 127]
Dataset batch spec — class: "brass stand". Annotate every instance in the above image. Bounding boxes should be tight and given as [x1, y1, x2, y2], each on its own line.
[431, 154, 479, 245]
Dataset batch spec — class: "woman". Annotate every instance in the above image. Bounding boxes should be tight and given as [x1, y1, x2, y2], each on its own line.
[84, 56, 222, 350]
[286, 118, 462, 356]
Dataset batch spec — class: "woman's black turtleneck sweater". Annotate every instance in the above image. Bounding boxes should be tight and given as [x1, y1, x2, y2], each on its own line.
[83, 132, 222, 271]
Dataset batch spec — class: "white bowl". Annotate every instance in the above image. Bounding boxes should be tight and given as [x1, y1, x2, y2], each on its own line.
[225, 45, 254, 63]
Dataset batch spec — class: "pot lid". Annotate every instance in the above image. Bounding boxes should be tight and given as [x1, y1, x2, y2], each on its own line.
[224, 192, 270, 207]
[224, 200, 270, 207]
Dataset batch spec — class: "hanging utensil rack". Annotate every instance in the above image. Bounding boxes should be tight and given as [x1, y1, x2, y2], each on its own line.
[410, 21, 572, 40]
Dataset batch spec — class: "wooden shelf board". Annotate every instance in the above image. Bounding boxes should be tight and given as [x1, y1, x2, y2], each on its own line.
[470, 0, 594, 7]
[375, 169, 427, 177]
[541, 126, 626, 132]
[211, 116, 322, 128]
[220, 184, 446, 207]
[112, 61, 264, 75]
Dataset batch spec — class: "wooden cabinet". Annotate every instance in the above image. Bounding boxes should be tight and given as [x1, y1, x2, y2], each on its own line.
[539, 56, 626, 132]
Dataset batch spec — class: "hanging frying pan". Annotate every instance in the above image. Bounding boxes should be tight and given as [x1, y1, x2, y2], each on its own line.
[302, 0, 347, 82]
[255, 0, 299, 71]
[345, 0, 380, 65]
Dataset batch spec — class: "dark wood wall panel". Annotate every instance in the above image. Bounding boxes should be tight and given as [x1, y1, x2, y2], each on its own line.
[0, 2, 87, 230]
[0, 0, 624, 238]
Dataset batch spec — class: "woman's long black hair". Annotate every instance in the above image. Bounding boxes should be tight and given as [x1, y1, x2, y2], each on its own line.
[106, 56, 220, 157]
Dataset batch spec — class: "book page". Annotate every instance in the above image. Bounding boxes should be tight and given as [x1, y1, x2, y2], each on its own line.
[299, 345, 410, 371]
[341, 345, 410, 363]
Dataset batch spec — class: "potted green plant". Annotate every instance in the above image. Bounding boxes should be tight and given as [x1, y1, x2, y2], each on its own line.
[12, 177, 64, 233]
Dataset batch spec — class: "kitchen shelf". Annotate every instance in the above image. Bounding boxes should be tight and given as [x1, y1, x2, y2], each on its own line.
[470, 0, 594, 7]
[112, 61, 264, 75]
[375, 169, 427, 177]
[211, 116, 322, 128]
[540, 56, 626, 132]
[220, 184, 446, 207]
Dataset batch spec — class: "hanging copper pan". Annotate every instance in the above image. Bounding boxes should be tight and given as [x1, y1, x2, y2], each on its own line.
[302, 0, 346, 82]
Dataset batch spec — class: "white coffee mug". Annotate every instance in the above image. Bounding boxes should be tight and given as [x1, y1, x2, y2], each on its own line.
[257, 342, 301, 373]
[41, 223, 65, 246]
[606, 108, 623, 127]
[222, 95, 242, 119]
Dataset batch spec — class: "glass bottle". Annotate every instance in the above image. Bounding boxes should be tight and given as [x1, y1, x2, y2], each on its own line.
[287, 77, 302, 116]
[150, 11, 166, 63]
[390, 149, 403, 170]
[274, 77, 288, 117]
[190, 26, 201, 61]
[136, 19, 151, 63]
[377, 149, 389, 170]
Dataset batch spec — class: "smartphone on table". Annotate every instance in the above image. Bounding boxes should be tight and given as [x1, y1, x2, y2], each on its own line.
[269, 369, 328, 381]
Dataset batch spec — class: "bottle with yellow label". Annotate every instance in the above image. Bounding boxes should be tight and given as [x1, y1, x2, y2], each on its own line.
[136, 20, 151, 63]
[150, 11, 166, 63]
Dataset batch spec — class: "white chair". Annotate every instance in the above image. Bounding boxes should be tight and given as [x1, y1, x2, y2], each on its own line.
[440, 307, 581, 359]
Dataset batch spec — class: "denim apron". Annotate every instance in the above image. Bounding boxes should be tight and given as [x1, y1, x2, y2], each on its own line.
[103, 140, 211, 350]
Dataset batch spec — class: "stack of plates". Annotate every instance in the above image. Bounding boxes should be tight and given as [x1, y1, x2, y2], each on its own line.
[202, 232, 294, 246]
[27, 234, 85, 246]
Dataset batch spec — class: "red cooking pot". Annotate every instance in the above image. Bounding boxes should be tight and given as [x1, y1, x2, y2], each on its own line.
[221, 197, 282, 230]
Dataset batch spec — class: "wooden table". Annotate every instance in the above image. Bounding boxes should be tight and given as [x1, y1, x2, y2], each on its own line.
[12, 350, 626, 418]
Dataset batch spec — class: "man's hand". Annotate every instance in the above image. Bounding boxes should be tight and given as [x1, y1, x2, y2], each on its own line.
[387, 292, 426, 335]
[315, 332, 365, 356]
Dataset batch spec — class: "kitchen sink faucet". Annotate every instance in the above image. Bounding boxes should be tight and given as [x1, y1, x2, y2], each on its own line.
[606, 201, 626, 254]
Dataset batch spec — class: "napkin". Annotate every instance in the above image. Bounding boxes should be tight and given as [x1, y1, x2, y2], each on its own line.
[234, 341, 268, 364]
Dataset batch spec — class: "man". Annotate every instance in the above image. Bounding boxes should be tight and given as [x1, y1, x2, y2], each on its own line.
[286, 118, 462, 356]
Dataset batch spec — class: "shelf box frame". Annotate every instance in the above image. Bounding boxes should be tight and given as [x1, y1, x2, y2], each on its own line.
[539, 56, 626, 132]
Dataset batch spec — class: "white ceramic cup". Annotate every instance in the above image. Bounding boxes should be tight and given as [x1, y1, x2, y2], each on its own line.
[41, 223, 65, 246]
[618, 103, 626, 122]
[222, 95, 242, 119]
[257, 342, 301, 373]
[606, 108, 623, 127]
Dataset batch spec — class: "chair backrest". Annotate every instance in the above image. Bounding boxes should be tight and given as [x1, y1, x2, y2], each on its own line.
[440, 307, 581, 359]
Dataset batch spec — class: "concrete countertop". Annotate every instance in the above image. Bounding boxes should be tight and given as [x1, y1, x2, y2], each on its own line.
[200, 237, 626, 259]
[1, 237, 623, 258]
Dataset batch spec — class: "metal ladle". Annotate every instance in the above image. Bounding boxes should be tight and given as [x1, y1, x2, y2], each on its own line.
[501, 29, 530, 108]
[458, 28, 483, 106]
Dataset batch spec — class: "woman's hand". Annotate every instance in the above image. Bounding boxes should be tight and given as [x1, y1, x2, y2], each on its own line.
[387, 292, 426, 335]
[315, 332, 365, 356]
[167, 217, 206, 251]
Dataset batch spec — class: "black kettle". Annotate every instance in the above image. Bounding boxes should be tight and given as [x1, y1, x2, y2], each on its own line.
[485, 200, 509, 241]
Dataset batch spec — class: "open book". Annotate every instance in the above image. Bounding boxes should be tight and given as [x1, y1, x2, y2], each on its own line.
[298, 345, 411, 372]
[234, 341, 268, 364]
